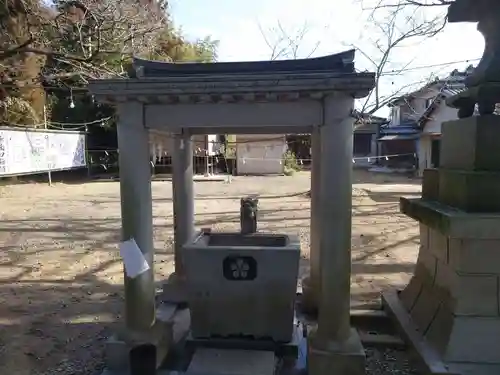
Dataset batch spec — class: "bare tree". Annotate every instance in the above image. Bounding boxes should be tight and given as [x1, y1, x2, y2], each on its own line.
[257, 5, 447, 117]
[258, 20, 323, 60]
[353, 2, 447, 115]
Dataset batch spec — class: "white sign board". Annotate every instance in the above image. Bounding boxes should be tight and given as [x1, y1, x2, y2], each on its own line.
[0, 128, 86, 176]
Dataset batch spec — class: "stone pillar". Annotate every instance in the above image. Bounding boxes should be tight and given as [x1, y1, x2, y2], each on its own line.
[301, 125, 321, 313]
[308, 95, 365, 375]
[116, 102, 156, 332]
[171, 130, 195, 280]
[395, 115, 500, 375]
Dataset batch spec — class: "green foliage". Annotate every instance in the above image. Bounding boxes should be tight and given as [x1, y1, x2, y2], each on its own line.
[146, 30, 219, 63]
[223, 135, 237, 158]
[1, 0, 219, 128]
[0, 0, 47, 125]
[283, 150, 301, 173]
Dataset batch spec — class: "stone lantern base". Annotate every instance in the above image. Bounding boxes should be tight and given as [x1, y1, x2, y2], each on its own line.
[385, 115, 500, 375]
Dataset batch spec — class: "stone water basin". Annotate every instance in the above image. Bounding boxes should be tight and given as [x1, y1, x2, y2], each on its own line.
[183, 231, 301, 342]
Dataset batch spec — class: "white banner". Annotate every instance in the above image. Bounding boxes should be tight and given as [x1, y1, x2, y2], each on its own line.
[0, 128, 86, 176]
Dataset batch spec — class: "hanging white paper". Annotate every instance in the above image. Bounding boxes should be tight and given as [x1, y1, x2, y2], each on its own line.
[119, 238, 150, 278]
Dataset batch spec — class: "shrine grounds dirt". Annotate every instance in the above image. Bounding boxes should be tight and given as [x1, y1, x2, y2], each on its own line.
[0, 170, 421, 375]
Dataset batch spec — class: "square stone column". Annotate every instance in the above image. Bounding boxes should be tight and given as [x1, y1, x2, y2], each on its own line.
[164, 130, 195, 300]
[116, 102, 156, 332]
[395, 115, 500, 375]
[301, 125, 322, 313]
[307, 95, 365, 375]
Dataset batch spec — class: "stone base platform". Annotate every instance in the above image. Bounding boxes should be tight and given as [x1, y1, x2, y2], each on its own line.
[187, 348, 276, 375]
[185, 321, 303, 359]
[382, 291, 456, 375]
[307, 328, 366, 375]
[103, 348, 277, 375]
[160, 273, 189, 306]
[393, 197, 500, 375]
[101, 310, 303, 375]
[383, 291, 500, 375]
[104, 303, 191, 374]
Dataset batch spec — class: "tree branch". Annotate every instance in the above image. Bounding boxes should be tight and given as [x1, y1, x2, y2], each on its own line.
[1, 0, 168, 80]
[360, 0, 452, 10]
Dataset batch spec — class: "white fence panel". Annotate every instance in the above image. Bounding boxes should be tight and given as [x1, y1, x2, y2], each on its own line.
[0, 127, 86, 176]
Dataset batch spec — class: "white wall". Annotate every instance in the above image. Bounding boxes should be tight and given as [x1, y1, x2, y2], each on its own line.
[236, 134, 286, 175]
[423, 103, 459, 135]
[417, 135, 431, 177]
[389, 106, 401, 126]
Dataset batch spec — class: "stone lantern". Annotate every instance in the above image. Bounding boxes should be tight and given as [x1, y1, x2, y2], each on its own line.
[384, 2, 500, 374]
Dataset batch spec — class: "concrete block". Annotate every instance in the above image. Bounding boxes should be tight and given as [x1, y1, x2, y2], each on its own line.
[307, 328, 365, 375]
[424, 299, 454, 357]
[420, 223, 430, 250]
[440, 115, 500, 172]
[160, 277, 189, 305]
[434, 259, 456, 291]
[434, 257, 500, 316]
[385, 290, 500, 375]
[445, 316, 500, 364]
[105, 303, 178, 372]
[447, 362, 500, 375]
[422, 168, 440, 201]
[399, 243, 437, 312]
[428, 228, 448, 262]
[438, 169, 500, 213]
[421, 244, 499, 317]
[417, 248, 438, 284]
[399, 273, 423, 313]
[453, 274, 499, 316]
[449, 238, 500, 274]
[187, 348, 276, 375]
[410, 284, 441, 335]
[105, 335, 128, 372]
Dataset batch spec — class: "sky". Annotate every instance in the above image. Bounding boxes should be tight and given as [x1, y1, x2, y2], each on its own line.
[169, 0, 485, 116]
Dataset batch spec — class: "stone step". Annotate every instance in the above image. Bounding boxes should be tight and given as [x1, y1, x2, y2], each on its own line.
[187, 348, 276, 375]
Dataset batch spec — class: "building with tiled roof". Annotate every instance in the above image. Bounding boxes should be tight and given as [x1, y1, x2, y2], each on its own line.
[381, 65, 499, 176]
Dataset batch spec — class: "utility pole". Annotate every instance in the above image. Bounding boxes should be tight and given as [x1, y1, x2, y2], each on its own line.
[43, 104, 52, 186]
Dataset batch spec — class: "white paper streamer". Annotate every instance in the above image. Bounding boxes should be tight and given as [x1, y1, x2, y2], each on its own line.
[119, 238, 150, 278]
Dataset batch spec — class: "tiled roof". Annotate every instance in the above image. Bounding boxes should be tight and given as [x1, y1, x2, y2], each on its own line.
[406, 65, 498, 128]
[419, 90, 500, 129]
[442, 87, 466, 97]
[380, 122, 419, 135]
[389, 66, 472, 107]
[132, 50, 357, 77]
[352, 110, 388, 124]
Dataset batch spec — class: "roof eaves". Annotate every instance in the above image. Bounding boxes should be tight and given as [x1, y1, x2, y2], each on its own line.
[417, 94, 446, 130]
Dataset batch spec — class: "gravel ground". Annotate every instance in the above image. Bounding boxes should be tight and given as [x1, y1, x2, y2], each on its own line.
[0, 170, 422, 375]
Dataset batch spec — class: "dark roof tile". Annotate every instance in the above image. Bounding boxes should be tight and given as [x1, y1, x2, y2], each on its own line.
[132, 50, 357, 77]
